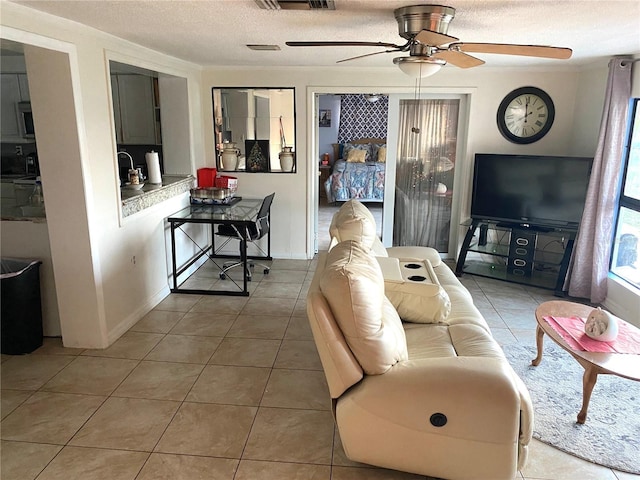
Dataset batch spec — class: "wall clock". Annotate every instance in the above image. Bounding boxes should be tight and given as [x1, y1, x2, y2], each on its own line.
[497, 86, 555, 144]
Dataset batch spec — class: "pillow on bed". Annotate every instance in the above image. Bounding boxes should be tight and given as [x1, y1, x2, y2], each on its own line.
[346, 149, 367, 163]
[343, 143, 370, 161]
[377, 146, 387, 163]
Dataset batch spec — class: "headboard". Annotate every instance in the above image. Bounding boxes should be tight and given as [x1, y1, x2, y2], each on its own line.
[331, 138, 386, 163]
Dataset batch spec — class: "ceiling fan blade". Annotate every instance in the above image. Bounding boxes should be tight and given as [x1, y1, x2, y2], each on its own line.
[337, 49, 401, 64]
[286, 41, 403, 49]
[433, 50, 485, 68]
[454, 43, 572, 59]
[415, 29, 459, 47]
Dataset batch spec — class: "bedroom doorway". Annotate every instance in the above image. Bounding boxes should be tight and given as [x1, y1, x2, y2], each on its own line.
[316, 93, 388, 251]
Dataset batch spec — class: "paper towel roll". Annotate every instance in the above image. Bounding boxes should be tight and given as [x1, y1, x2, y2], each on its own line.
[145, 151, 162, 184]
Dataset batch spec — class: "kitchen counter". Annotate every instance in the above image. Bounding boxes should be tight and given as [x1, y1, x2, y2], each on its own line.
[121, 175, 194, 217]
[0, 175, 45, 221]
[0, 208, 47, 222]
[1, 175, 194, 221]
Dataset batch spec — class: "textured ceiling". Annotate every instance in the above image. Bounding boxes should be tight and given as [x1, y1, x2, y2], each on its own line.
[7, 0, 640, 69]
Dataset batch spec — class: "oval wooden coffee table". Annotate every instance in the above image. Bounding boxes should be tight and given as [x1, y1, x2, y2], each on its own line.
[533, 300, 640, 424]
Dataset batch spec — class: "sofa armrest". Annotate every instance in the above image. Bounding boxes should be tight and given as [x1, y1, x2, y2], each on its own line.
[338, 356, 530, 446]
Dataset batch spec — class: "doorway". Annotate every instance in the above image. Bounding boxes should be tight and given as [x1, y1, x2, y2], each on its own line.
[315, 93, 388, 251]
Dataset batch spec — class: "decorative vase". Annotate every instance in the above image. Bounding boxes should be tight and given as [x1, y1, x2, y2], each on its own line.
[279, 147, 294, 172]
[585, 307, 619, 342]
[221, 143, 239, 171]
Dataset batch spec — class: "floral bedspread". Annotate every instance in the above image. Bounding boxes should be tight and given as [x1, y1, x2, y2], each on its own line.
[324, 160, 385, 203]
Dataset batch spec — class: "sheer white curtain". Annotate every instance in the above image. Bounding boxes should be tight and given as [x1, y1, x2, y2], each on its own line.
[565, 58, 633, 302]
[393, 99, 459, 252]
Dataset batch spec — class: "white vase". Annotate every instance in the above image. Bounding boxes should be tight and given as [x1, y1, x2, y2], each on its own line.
[221, 143, 239, 171]
[279, 147, 294, 172]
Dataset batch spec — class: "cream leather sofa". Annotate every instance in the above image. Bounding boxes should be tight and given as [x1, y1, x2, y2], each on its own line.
[307, 200, 533, 480]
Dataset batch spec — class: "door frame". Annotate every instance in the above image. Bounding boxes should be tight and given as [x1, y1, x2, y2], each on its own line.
[306, 86, 474, 259]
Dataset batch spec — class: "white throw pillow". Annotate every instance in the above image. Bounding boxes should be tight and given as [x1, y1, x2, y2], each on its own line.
[320, 240, 408, 375]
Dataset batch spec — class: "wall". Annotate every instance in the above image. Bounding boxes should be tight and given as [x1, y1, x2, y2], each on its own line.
[1, 2, 204, 348]
[201, 67, 583, 260]
[318, 94, 340, 164]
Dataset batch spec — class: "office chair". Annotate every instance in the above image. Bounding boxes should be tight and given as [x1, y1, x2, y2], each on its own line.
[216, 193, 275, 280]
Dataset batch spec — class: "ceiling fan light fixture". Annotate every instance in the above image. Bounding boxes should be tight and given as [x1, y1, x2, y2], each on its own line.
[394, 56, 446, 78]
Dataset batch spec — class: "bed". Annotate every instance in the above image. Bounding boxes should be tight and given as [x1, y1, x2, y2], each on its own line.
[324, 138, 387, 203]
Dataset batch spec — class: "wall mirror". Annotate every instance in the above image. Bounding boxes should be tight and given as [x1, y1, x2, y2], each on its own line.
[212, 87, 296, 173]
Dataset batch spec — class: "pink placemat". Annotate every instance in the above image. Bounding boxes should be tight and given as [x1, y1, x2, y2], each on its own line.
[543, 315, 640, 354]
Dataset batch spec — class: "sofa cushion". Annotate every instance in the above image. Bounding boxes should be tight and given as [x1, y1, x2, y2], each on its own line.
[329, 200, 389, 257]
[376, 257, 451, 324]
[329, 200, 378, 248]
[320, 240, 408, 375]
[385, 246, 442, 267]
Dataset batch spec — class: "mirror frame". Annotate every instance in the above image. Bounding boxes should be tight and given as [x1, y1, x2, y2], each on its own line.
[212, 87, 296, 173]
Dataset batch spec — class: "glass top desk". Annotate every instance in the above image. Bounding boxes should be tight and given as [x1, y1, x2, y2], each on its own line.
[166, 198, 271, 296]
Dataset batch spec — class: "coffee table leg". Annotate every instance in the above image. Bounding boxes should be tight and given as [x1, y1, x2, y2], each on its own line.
[577, 367, 598, 424]
[532, 325, 545, 366]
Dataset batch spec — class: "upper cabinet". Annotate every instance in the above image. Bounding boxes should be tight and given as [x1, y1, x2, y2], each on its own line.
[1, 73, 31, 142]
[110, 72, 159, 145]
[212, 87, 296, 173]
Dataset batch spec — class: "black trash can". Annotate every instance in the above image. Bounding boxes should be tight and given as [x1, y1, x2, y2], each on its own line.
[1, 258, 43, 354]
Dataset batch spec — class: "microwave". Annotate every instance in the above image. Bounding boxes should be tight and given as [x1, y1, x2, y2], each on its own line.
[17, 102, 35, 139]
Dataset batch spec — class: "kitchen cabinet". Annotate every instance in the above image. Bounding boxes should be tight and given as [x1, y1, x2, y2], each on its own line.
[17, 74, 30, 101]
[111, 73, 158, 145]
[1, 73, 30, 141]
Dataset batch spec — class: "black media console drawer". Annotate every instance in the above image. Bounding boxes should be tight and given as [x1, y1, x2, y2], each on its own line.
[507, 230, 536, 276]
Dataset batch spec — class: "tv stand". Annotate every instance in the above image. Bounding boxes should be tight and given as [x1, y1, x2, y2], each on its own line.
[455, 219, 577, 296]
[495, 222, 554, 233]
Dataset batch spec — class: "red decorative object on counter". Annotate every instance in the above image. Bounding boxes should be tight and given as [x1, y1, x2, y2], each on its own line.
[215, 175, 238, 193]
[197, 168, 217, 188]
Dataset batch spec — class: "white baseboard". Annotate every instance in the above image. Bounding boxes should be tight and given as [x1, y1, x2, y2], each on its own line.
[107, 284, 171, 346]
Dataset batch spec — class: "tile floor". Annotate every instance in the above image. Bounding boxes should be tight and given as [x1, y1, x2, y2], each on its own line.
[1, 218, 638, 479]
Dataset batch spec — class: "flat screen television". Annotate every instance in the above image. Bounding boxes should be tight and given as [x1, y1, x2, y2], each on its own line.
[471, 153, 593, 229]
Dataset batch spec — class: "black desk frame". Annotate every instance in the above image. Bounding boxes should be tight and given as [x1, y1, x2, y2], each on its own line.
[167, 201, 272, 296]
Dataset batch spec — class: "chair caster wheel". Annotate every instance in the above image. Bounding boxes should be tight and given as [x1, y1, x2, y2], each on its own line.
[219, 273, 226, 280]
[264, 269, 270, 275]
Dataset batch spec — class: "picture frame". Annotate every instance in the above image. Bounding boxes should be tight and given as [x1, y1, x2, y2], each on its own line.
[245, 139, 270, 173]
[319, 109, 331, 127]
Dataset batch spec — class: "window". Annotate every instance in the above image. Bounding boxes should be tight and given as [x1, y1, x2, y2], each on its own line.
[610, 99, 640, 288]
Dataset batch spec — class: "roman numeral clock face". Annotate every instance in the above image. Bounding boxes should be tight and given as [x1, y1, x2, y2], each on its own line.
[497, 87, 555, 144]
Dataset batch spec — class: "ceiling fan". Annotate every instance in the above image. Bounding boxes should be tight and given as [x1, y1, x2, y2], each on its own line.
[286, 5, 572, 77]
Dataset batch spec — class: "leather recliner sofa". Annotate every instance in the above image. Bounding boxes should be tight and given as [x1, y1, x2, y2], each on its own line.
[307, 200, 533, 480]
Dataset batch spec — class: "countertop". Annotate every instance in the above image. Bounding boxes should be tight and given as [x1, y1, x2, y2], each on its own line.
[1, 175, 194, 221]
[121, 175, 194, 217]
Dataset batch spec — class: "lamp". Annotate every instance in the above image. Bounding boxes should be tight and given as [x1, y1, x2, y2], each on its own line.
[394, 57, 446, 78]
